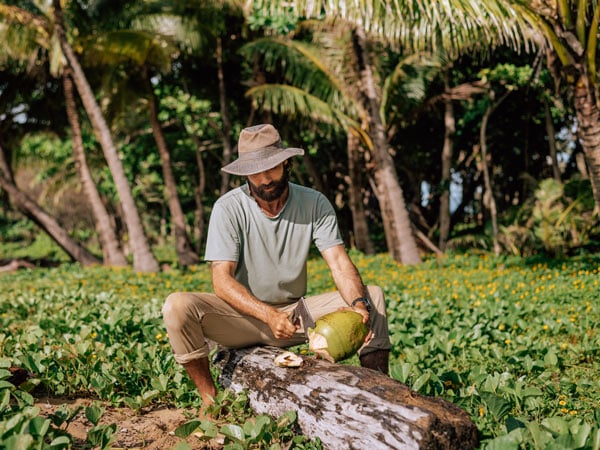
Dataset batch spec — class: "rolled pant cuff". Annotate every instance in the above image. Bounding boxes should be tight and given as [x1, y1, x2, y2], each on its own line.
[173, 347, 210, 365]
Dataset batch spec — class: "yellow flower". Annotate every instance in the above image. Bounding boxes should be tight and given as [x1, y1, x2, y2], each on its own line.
[156, 333, 163, 340]
[504, 339, 511, 345]
[498, 324, 505, 331]
[559, 400, 566, 406]
[479, 407, 486, 417]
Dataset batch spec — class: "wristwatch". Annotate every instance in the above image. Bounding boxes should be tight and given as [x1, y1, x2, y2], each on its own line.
[351, 297, 372, 313]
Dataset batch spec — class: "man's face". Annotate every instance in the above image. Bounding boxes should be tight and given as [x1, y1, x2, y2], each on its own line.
[247, 163, 289, 202]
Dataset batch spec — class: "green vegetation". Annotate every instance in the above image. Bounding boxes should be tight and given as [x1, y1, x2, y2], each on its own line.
[1, 252, 599, 449]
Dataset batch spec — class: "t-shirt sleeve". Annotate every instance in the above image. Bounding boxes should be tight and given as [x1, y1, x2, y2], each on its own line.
[312, 193, 344, 252]
[204, 201, 240, 262]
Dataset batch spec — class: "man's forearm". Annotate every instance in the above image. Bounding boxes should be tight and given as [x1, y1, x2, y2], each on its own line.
[322, 245, 368, 304]
[332, 265, 368, 304]
[211, 263, 277, 322]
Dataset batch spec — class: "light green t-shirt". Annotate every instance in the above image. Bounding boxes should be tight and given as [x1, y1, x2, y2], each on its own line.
[204, 182, 343, 304]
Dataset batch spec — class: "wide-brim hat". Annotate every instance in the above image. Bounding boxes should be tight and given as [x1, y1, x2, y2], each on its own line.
[221, 124, 304, 176]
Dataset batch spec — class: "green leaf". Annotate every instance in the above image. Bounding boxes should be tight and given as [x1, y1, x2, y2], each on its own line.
[199, 420, 219, 438]
[221, 423, 245, 442]
[526, 420, 552, 449]
[544, 351, 558, 367]
[481, 392, 512, 421]
[244, 415, 271, 441]
[174, 419, 201, 438]
[542, 417, 570, 436]
[85, 404, 104, 426]
[28, 416, 50, 437]
[49, 435, 72, 449]
[86, 423, 117, 449]
[570, 420, 591, 448]
[411, 371, 430, 392]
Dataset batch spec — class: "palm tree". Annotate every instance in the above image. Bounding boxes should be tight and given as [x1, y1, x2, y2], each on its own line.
[52, 0, 159, 271]
[0, 2, 126, 266]
[63, 67, 128, 266]
[517, 1, 600, 212]
[82, 28, 200, 266]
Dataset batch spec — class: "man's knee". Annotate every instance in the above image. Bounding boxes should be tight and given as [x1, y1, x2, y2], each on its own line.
[162, 292, 194, 328]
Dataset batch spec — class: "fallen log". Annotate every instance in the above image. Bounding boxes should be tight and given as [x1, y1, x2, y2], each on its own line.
[214, 346, 479, 450]
[0, 259, 35, 273]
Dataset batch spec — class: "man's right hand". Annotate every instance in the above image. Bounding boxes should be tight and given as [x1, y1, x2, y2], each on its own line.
[268, 309, 298, 339]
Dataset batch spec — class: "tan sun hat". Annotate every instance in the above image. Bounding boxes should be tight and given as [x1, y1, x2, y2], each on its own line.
[221, 124, 304, 176]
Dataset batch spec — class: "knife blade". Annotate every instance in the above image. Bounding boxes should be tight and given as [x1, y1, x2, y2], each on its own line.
[290, 296, 316, 334]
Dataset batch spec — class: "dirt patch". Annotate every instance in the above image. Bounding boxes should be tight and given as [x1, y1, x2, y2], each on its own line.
[35, 398, 221, 449]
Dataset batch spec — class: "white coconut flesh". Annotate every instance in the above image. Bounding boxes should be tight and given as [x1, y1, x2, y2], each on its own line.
[273, 351, 303, 367]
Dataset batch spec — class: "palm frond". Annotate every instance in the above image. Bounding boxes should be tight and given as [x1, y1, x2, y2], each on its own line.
[246, 83, 360, 131]
[80, 30, 177, 73]
[252, 0, 538, 57]
[241, 37, 357, 115]
[0, 4, 51, 61]
[382, 52, 445, 124]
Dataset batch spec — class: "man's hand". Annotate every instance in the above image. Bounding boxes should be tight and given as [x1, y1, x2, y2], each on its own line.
[337, 304, 372, 344]
[268, 309, 298, 339]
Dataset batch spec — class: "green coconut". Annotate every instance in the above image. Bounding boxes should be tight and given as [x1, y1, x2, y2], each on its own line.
[307, 310, 369, 362]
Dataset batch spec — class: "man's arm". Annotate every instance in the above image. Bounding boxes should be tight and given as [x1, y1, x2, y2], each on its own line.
[321, 244, 370, 321]
[211, 261, 298, 339]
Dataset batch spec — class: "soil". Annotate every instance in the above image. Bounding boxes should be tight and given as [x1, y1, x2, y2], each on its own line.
[35, 397, 223, 449]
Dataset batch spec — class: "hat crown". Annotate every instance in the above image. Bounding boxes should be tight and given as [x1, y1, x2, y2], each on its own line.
[221, 123, 304, 176]
[238, 124, 281, 153]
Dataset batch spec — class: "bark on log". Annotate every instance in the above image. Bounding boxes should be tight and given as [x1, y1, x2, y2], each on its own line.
[214, 346, 479, 450]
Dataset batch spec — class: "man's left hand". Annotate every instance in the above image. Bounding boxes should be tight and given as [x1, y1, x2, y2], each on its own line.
[337, 304, 372, 343]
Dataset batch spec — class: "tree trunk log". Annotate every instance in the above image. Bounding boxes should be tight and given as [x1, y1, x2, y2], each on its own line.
[215, 347, 479, 450]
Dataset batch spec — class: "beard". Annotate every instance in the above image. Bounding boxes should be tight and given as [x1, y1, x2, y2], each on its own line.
[248, 168, 290, 202]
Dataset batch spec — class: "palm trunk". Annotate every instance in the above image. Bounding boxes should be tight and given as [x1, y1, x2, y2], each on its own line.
[63, 69, 128, 267]
[543, 98, 561, 181]
[0, 146, 100, 266]
[572, 73, 600, 213]
[439, 75, 455, 251]
[191, 133, 207, 255]
[347, 132, 375, 254]
[217, 36, 234, 195]
[353, 26, 421, 265]
[480, 105, 500, 256]
[145, 74, 200, 266]
[53, 0, 158, 272]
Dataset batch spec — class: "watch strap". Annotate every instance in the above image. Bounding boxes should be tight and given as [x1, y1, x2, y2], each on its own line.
[351, 297, 372, 312]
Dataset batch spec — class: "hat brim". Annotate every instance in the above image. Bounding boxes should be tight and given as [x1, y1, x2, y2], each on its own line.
[221, 148, 304, 176]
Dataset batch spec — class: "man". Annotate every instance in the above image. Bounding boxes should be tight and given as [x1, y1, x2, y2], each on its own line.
[162, 124, 392, 408]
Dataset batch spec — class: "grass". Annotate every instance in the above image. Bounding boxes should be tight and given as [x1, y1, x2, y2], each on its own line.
[1, 251, 599, 449]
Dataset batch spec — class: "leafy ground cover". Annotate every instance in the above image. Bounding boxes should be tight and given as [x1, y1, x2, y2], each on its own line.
[1, 252, 599, 449]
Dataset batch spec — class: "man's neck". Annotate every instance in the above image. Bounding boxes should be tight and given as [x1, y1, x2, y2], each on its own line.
[251, 185, 290, 217]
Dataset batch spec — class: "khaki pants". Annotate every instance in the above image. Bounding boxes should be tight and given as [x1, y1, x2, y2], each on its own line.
[162, 285, 391, 364]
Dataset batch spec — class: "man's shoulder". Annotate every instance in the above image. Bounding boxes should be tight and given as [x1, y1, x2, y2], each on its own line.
[215, 185, 250, 207]
[290, 183, 324, 200]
